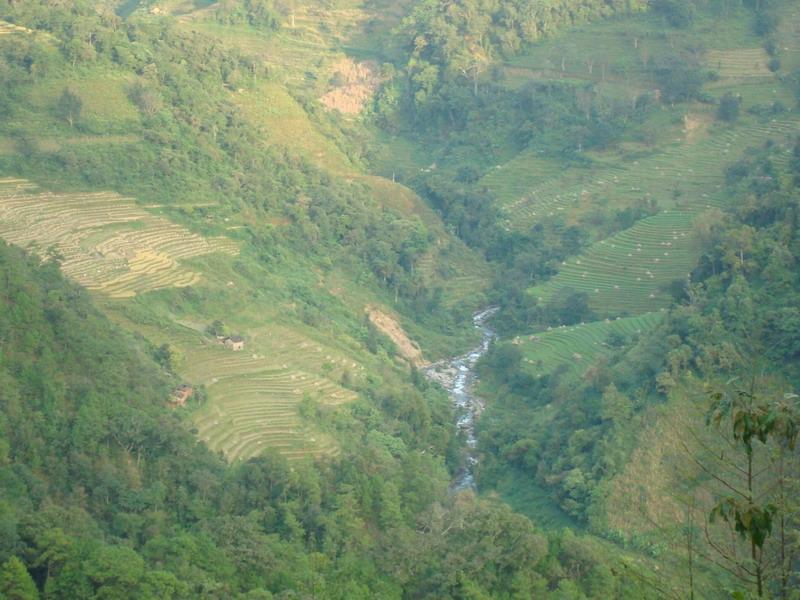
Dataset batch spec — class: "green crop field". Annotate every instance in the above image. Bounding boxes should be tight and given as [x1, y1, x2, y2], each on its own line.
[517, 112, 798, 319]
[484, 115, 799, 232]
[516, 312, 663, 377]
[180, 319, 366, 461]
[531, 209, 700, 316]
[0, 177, 372, 461]
[705, 47, 772, 79]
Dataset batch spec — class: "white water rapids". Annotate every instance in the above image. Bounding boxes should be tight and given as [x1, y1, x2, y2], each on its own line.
[425, 307, 498, 490]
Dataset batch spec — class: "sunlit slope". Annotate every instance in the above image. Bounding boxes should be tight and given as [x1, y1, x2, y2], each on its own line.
[169, 324, 360, 462]
[0, 177, 365, 461]
[0, 178, 237, 298]
[476, 1, 800, 380]
[179, 3, 491, 306]
[0, 0, 488, 462]
[522, 112, 798, 319]
[0, 19, 33, 36]
[531, 209, 702, 315]
[484, 1, 797, 233]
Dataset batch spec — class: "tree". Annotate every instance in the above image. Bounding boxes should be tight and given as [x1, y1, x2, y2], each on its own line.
[717, 92, 741, 122]
[687, 380, 800, 597]
[653, 0, 696, 28]
[0, 556, 38, 600]
[206, 320, 225, 336]
[55, 88, 82, 128]
[128, 80, 163, 117]
[153, 343, 173, 372]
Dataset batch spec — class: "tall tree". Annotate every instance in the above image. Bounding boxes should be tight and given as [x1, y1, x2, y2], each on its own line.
[54, 88, 81, 128]
[0, 557, 38, 600]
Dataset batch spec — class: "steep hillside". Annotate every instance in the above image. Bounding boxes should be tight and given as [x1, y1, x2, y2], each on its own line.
[0, 0, 490, 462]
[2, 239, 643, 598]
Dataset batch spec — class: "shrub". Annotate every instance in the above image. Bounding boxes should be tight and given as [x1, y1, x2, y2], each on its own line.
[717, 92, 741, 122]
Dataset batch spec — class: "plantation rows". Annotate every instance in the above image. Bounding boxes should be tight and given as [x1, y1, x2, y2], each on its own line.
[184, 337, 357, 461]
[487, 116, 797, 231]
[0, 179, 238, 298]
[179, 322, 362, 461]
[519, 312, 663, 377]
[195, 369, 350, 461]
[530, 209, 699, 315]
[705, 48, 772, 79]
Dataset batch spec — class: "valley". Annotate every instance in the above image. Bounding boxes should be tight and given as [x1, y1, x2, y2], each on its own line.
[0, 0, 798, 597]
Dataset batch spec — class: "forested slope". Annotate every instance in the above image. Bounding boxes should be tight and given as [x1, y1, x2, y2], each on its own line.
[0, 0, 799, 597]
[0, 240, 666, 598]
[360, 0, 800, 595]
[0, 0, 493, 464]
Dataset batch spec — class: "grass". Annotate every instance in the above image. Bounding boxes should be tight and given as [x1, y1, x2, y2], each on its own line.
[485, 112, 797, 232]
[518, 112, 798, 318]
[28, 71, 140, 126]
[0, 176, 364, 461]
[517, 312, 663, 376]
[233, 81, 356, 174]
[500, 6, 765, 96]
[775, 1, 800, 72]
[483, 467, 578, 529]
[531, 208, 700, 315]
[92, 252, 376, 462]
[483, 2, 794, 237]
[175, 315, 370, 461]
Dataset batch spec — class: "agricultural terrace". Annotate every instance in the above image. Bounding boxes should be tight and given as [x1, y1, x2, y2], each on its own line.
[483, 116, 798, 232]
[530, 208, 699, 316]
[0, 19, 32, 35]
[178, 323, 361, 461]
[182, 0, 380, 93]
[705, 47, 772, 79]
[520, 113, 798, 320]
[0, 178, 238, 298]
[517, 312, 663, 378]
[777, 2, 800, 71]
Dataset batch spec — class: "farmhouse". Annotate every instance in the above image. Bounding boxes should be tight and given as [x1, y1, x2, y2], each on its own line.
[170, 384, 193, 407]
[223, 335, 245, 351]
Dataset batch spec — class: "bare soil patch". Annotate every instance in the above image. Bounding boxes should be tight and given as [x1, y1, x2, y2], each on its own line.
[366, 306, 426, 367]
[320, 58, 382, 114]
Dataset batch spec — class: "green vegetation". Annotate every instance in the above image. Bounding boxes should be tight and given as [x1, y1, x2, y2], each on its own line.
[0, 0, 799, 597]
[476, 135, 800, 598]
[0, 239, 670, 598]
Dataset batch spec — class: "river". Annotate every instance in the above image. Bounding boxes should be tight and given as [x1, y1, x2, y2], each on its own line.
[425, 307, 498, 491]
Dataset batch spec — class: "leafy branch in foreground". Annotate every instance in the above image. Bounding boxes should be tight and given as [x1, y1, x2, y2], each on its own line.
[703, 381, 799, 598]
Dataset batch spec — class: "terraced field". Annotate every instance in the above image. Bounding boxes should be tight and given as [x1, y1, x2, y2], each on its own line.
[187, 3, 373, 90]
[531, 209, 700, 316]
[416, 244, 493, 307]
[518, 312, 663, 377]
[0, 178, 238, 298]
[777, 2, 800, 71]
[0, 19, 32, 35]
[484, 116, 798, 231]
[179, 324, 361, 461]
[194, 366, 355, 461]
[705, 48, 772, 79]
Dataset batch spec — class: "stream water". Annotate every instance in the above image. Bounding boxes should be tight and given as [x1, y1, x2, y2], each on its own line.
[425, 307, 498, 491]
